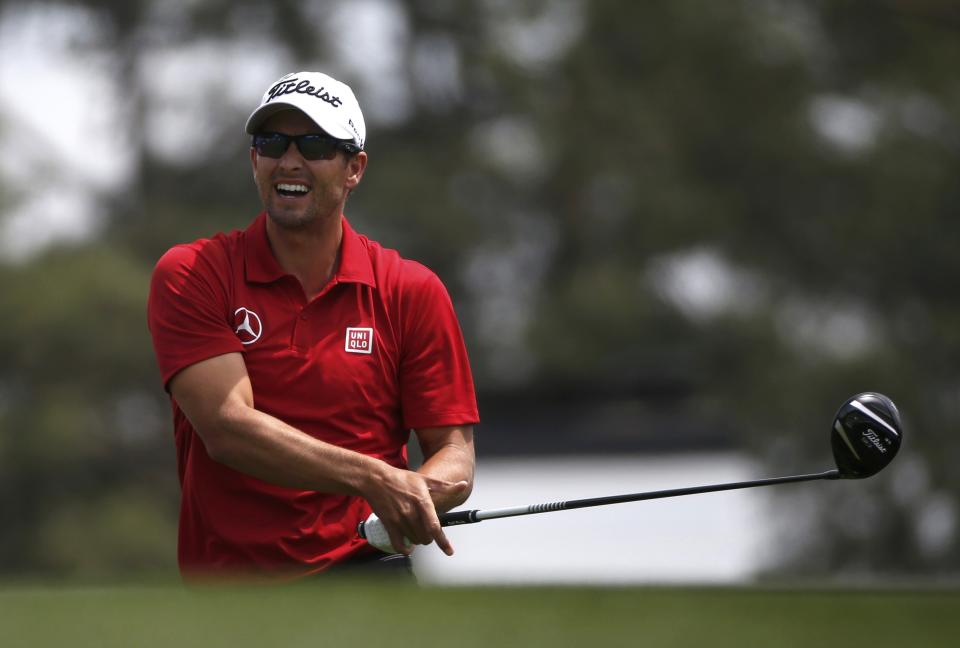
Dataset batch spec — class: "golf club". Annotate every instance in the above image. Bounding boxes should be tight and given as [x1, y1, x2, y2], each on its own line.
[358, 392, 903, 554]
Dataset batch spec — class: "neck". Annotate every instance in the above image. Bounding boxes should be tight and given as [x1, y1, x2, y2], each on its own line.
[265, 212, 343, 299]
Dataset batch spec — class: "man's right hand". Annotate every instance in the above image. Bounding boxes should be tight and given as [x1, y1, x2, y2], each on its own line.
[361, 465, 469, 556]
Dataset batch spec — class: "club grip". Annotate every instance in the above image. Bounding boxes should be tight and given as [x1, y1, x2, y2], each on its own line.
[357, 513, 405, 554]
[357, 510, 481, 553]
[439, 509, 479, 526]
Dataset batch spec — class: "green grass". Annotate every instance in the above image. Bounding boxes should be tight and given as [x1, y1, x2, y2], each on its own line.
[1, 581, 958, 647]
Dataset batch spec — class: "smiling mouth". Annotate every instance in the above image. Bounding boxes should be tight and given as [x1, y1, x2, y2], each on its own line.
[274, 182, 311, 198]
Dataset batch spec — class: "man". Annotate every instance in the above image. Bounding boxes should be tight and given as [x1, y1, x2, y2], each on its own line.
[147, 71, 478, 579]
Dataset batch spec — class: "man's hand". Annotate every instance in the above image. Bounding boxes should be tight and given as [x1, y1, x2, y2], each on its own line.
[361, 464, 469, 556]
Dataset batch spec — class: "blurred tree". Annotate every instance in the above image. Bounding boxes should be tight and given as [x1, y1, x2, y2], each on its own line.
[0, 245, 178, 577]
[0, 0, 957, 579]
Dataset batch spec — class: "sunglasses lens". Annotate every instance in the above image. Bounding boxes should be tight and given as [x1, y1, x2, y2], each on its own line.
[254, 134, 289, 158]
[297, 136, 338, 160]
[254, 133, 346, 160]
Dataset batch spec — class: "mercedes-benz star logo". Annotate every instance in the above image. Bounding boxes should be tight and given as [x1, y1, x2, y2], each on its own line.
[234, 307, 263, 345]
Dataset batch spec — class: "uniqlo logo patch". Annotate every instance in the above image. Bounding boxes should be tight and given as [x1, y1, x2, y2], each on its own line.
[344, 327, 374, 354]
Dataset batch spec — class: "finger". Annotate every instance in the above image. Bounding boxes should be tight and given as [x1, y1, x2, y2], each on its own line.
[403, 525, 431, 546]
[432, 524, 455, 556]
[419, 506, 455, 557]
[406, 503, 438, 545]
[401, 499, 437, 548]
[382, 520, 412, 556]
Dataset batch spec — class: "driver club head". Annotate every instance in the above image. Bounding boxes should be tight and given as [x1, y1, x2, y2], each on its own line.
[831, 392, 903, 479]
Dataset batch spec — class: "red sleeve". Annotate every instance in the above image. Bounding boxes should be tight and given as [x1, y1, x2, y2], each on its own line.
[399, 267, 479, 430]
[147, 242, 243, 389]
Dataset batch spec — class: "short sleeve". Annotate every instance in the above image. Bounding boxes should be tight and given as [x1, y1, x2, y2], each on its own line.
[399, 268, 479, 430]
[147, 243, 243, 388]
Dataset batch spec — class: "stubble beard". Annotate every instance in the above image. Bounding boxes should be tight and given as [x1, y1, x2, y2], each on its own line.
[260, 183, 342, 232]
[265, 197, 320, 231]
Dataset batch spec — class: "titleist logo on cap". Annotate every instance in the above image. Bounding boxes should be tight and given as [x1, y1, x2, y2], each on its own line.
[266, 77, 343, 108]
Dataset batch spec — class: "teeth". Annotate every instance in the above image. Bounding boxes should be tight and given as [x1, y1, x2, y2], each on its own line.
[276, 183, 309, 193]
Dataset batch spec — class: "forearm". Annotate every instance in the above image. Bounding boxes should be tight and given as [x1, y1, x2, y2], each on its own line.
[417, 428, 475, 512]
[202, 404, 381, 496]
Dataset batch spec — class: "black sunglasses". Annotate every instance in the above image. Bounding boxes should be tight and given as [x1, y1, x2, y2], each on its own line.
[252, 132, 360, 161]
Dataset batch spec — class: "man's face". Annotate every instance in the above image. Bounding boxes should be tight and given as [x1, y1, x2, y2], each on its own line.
[249, 110, 366, 230]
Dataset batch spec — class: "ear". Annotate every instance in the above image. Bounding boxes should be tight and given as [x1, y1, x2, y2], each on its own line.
[345, 151, 368, 190]
[249, 146, 258, 177]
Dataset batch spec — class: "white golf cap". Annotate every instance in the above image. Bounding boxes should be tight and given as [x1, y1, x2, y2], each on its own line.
[245, 71, 366, 149]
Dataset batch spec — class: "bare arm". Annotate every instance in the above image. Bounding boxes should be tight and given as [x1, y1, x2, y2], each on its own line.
[169, 352, 461, 555]
[416, 426, 475, 513]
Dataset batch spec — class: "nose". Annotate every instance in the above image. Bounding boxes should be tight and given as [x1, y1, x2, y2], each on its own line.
[277, 139, 305, 169]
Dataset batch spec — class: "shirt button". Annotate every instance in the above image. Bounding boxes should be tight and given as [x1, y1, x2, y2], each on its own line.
[300, 312, 308, 321]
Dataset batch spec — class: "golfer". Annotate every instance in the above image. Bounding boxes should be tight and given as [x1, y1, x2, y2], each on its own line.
[147, 71, 479, 579]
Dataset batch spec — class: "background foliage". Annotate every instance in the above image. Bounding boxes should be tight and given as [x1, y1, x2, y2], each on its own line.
[0, 0, 957, 579]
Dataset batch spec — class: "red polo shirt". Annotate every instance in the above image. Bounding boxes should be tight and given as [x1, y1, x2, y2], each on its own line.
[147, 213, 479, 576]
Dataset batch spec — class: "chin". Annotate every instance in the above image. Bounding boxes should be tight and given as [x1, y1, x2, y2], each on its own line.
[266, 205, 316, 230]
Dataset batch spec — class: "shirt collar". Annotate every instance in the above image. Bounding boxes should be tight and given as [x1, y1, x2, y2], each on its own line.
[337, 216, 376, 287]
[244, 212, 375, 288]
